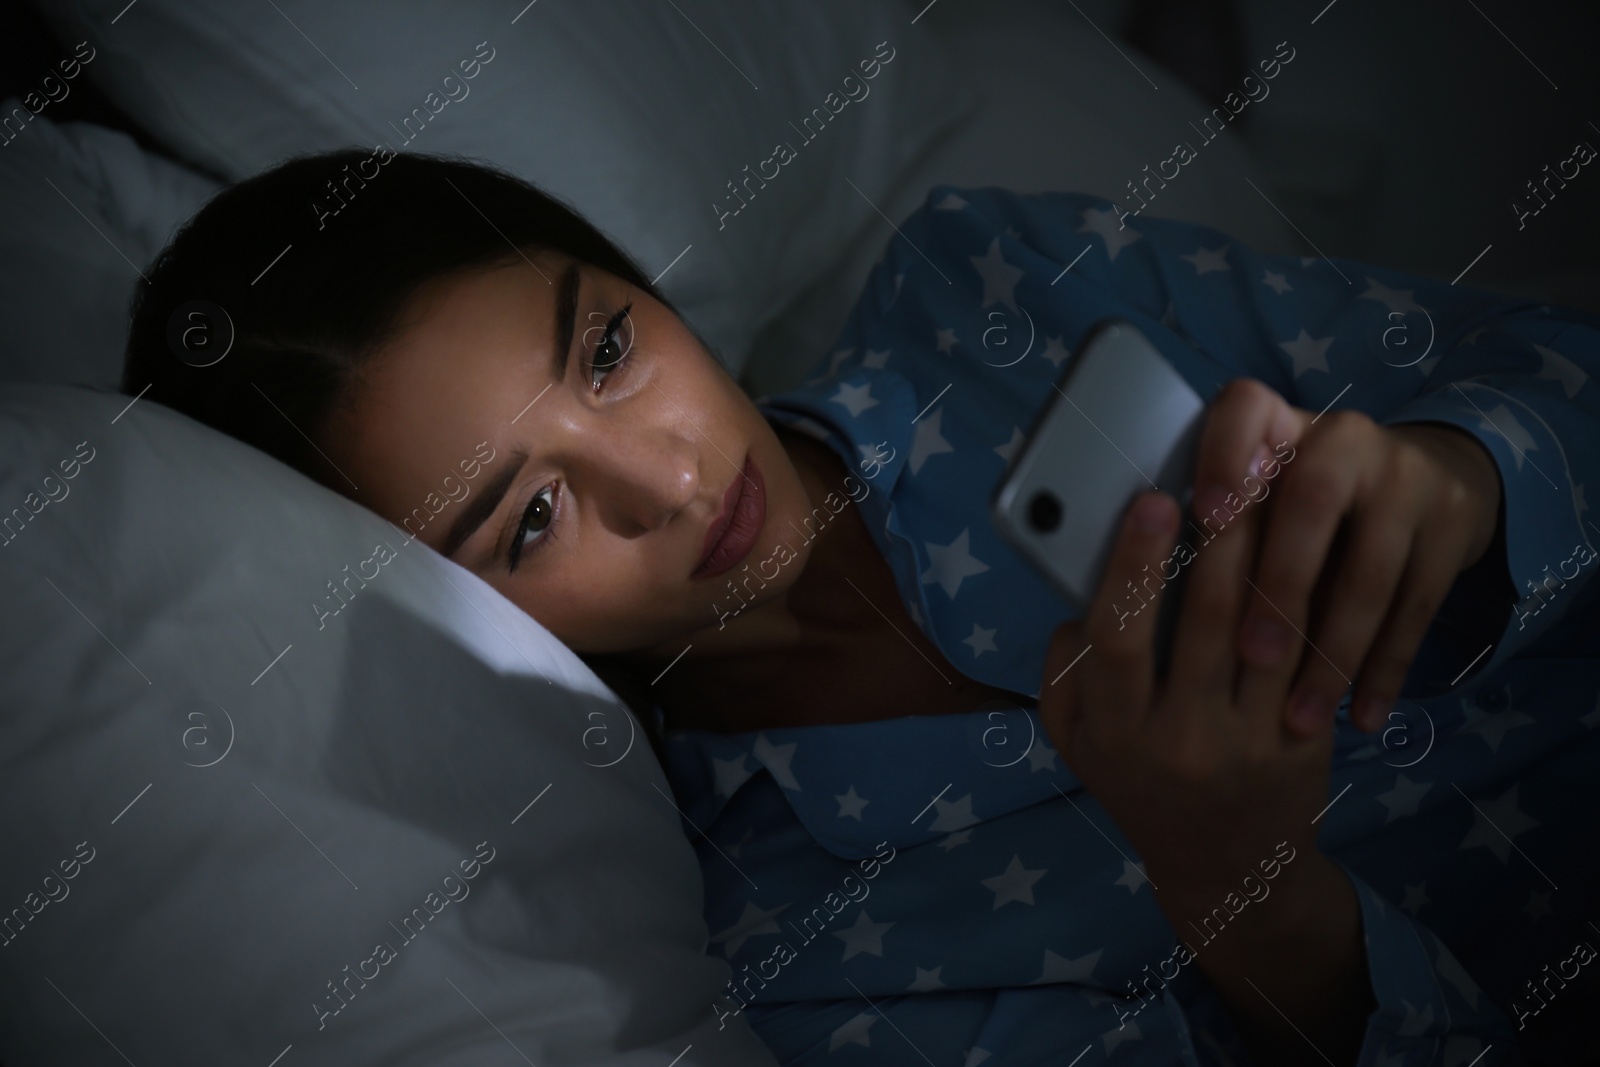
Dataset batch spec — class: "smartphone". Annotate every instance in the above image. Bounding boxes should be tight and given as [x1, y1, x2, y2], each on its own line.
[990, 319, 1206, 670]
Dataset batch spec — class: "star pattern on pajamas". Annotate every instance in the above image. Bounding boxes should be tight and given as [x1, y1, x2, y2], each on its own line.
[1040, 334, 1071, 367]
[663, 185, 1600, 1066]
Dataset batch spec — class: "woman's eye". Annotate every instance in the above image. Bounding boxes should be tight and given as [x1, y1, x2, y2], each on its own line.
[510, 484, 557, 571]
[584, 303, 633, 390]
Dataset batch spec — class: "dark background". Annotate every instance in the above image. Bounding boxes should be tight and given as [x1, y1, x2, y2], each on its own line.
[5, 0, 1597, 307]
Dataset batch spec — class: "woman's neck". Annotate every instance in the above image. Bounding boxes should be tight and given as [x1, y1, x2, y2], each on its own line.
[628, 422, 1031, 732]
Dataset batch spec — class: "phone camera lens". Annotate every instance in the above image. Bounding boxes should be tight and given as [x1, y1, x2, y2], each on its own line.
[1027, 491, 1062, 533]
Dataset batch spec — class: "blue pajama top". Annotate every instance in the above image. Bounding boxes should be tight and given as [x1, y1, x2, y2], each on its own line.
[660, 185, 1600, 1067]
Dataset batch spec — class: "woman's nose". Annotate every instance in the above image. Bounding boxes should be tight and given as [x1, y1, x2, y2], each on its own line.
[580, 427, 700, 534]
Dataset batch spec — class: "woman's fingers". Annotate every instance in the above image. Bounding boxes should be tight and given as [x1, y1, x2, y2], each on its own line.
[1078, 491, 1181, 742]
[1166, 379, 1295, 699]
[1272, 495, 1412, 737]
[1336, 422, 1507, 731]
[1347, 528, 1465, 731]
[1233, 411, 1371, 732]
[1189, 379, 1305, 517]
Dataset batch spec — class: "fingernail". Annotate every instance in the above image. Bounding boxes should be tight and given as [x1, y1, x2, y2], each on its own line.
[1247, 444, 1273, 480]
[1358, 696, 1392, 732]
[1289, 689, 1333, 732]
[1131, 495, 1172, 534]
[1243, 617, 1290, 661]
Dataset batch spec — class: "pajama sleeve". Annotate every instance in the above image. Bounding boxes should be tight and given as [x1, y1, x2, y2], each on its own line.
[949, 185, 1600, 689]
[937, 186, 1598, 1065]
[1173, 863, 1521, 1067]
[1337, 863, 1522, 1066]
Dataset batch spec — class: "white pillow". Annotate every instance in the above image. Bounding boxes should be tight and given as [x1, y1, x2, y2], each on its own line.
[0, 384, 779, 1067]
[744, 0, 1297, 395]
[32, 0, 975, 377]
[0, 107, 220, 390]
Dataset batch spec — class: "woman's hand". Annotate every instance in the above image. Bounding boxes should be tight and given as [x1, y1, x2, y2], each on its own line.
[1183, 378, 1502, 736]
[1038, 478, 1369, 1064]
[1034, 378, 1503, 1063]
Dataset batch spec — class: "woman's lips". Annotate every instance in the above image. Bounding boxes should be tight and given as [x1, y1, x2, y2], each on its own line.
[693, 456, 765, 580]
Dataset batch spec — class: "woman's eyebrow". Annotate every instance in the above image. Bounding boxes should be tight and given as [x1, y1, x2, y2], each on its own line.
[438, 263, 581, 561]
[552, 260, 580, 381]
[440, 448, 528, 559]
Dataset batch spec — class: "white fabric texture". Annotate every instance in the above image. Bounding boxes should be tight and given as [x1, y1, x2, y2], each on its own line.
[29, 0, 976, 378]
[0, 107, 220, 390]
[0, 385, 779, 1067]
[744, 0, 1297, 396]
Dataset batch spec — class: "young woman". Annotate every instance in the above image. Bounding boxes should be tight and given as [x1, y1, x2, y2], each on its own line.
[122, 150, 1599, 1066]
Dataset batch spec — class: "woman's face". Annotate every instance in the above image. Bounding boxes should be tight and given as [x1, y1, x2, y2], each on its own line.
[330, 250, 818, 655]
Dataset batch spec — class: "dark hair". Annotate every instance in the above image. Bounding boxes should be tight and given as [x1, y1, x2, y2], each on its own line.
[123, 148, 690, 728]
[122, 148, 678, 490]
